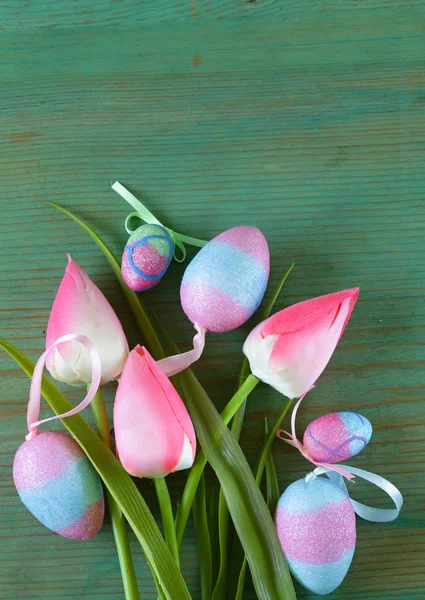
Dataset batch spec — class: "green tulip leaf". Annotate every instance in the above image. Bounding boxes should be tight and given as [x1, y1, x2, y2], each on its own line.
[192, 474, 213, 600]
[265, 420, 280, 514]
[0, 339, 190, 600]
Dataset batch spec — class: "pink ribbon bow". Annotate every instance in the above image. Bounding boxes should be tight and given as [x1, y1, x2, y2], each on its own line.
[277, 394, 356, 480]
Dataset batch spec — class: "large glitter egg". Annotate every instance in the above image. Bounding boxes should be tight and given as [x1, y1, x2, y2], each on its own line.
[303, 412, 372, 464]
[275, 477, 356, 595]
[122, 224, 174, 291]
[180, 225, 269, 332]
[13, 431, 104, 540]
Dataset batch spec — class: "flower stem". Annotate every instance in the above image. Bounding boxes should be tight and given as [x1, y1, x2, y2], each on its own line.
[90, 388, 140, 600]
[90, 387, 112, 447]
[155, 477, 180, 568]
[175, 374, 260, 547]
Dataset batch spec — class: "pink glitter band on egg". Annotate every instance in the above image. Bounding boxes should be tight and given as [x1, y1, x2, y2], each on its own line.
[56, 497, 105, 540]
[181, 281, 249, 333]
[276, 498, 356, 564]
[13, 431, 82, 491]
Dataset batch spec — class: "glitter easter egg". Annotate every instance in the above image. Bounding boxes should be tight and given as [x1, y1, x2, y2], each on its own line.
[275, 477, 356, 595]
[121, 224, 174, 291]
[180, 226, 269, 333]
[303, 412, 372, 464]
[13, 431, 104, 540]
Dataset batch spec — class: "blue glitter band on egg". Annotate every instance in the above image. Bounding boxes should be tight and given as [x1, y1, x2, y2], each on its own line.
[277, 478, 342, 512]
[182, 240, 268, 313]
[126, 231, 174, 281]
[289, 551, 355, 595]
[18, 457, 103, 531]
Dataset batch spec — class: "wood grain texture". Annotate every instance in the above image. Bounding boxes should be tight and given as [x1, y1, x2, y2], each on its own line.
[0, 1, 424, 598]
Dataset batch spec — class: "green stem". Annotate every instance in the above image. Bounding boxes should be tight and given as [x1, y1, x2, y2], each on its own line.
[220, 374, 259, 425]
[90, 388, 140, 600]
[155, 478, 180, 568]
[175, 374, 259, 547]
[90, 388, 112, 447]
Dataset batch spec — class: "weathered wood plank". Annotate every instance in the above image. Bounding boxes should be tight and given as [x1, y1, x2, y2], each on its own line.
[0, 3, 424, 599]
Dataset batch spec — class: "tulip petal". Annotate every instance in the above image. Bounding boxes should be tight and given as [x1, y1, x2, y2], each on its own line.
[114, 346, 196, 478]
[46, 255, 129, 385]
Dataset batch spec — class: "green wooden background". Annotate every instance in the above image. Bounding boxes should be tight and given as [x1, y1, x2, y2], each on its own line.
[1, 1, 424, 598]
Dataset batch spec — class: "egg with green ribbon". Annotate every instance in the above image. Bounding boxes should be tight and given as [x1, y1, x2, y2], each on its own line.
[121, 224, 174, 291]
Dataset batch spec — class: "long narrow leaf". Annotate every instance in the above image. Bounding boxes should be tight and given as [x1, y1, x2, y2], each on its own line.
[265, 420, 280, 514]
[234, 401, 293, 600]
[0, 340, 190, 600]
[210, 492, 229, 600]
[235, 561, 249, 600]
[262, 264, 294, 320]
[48, 203, 296, 600]
[207, 476, 221, 586]
[225, 265, 295, 597]
[192, 475, 213, 600]
[179, 368, 296, 600]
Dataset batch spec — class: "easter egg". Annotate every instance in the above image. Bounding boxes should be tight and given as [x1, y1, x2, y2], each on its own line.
[180, 226, 269, 332]
[275, 477, 356, 595]
[303, 412, 372, 464]
[13, 431, 104, 540]
[121, 224, 174, 291]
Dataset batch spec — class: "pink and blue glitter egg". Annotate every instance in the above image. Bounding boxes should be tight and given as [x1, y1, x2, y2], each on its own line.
[180, 225, 270, 333]
[121, 224, 174, 291]
[275, 477, 356, 595]
[303, 412, 372, 464]
[13, 431, 104, 540]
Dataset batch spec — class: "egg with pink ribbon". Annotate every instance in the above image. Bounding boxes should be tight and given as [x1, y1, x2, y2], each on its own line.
[303, 412, 372, 464]
[275, 476, 356, 595]
[180, 225, 270, 333]
[13, 431, 104, 540]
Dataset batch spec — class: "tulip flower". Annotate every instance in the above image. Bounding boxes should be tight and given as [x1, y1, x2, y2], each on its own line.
[46, 255, 129, 385]
[114, 345, 196, 478]
[243, 288, 359, 399]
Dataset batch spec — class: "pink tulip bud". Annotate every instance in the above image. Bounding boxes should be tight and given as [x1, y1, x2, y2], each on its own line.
[46, 255, 129, 385]
[243, 288, 359, 399]
[114, 346, 196, 478]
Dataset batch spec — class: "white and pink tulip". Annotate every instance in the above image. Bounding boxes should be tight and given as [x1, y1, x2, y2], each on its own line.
[243, 288, 359, 399]
[46, 255, 129, 385]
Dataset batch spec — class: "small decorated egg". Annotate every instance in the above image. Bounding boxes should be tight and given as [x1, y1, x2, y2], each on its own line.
[13, 431, 104, 540]
[303, 412, 372, 464]
[180, 225, 269, 332]
[122, 224, 174, 291]
[275, 477, 356, 595]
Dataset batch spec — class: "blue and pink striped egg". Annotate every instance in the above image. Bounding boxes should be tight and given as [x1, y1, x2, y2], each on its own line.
[122, 224, 174, 291]
[303, 412, 373, 464]
[180, 226, 270, 332]
[275, 477, 356, 595]
[13, 432, 104, 540]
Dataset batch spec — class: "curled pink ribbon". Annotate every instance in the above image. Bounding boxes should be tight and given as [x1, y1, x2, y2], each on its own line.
[26, 333, 102, 441]
[276, 394, 356, 480]
[276, 392, 403, 521]
[157, 322, 206, 377]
